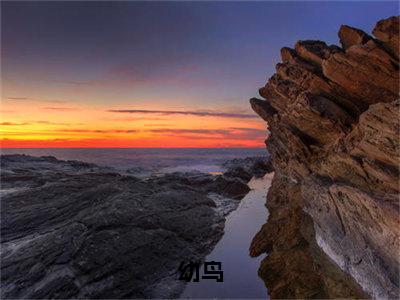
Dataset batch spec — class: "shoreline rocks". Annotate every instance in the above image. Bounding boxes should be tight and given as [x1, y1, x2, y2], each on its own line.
[250, 16, 399, 299]
[0, 154, 261, 298]
[222, 156, 274, 180]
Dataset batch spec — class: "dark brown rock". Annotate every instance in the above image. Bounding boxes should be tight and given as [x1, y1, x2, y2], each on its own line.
[295, 40, 341, 66]
[339, 25, 372, 50]
[250, 16, 399, 299]
[250, 97, 277, 122]
[373, 16, 400, 57]
[322, 39, 399, 105]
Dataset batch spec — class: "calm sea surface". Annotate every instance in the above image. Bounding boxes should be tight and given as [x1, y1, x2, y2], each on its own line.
[1, 148, 267, 174]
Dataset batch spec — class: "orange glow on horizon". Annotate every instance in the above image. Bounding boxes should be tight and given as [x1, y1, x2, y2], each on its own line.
[1, 98, 267, 148]
[0, 138, 264, 148]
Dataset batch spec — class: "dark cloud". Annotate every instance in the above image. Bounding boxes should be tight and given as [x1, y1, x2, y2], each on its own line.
[0, 122, 30, 126]
[108, 109, 258, 119]
[6, 97, 32, 101]
[110, 117, 166, 122]
[144, 123, 176, 127]
[54, 129, 138, 134]
[6, 97, 66, 103]
[148, 127, 267, 141]
[36, 121, 75, 125]
[49, 127, 264, 138]
[149, 129, 230, 135]
[0, 120, 79, 126]
[58, 80, 91, 86]
[229, 127, 266, 134]
[43, 107, 77, 111]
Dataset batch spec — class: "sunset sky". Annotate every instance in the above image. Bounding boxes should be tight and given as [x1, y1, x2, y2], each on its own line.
[1, 1, 396, 148]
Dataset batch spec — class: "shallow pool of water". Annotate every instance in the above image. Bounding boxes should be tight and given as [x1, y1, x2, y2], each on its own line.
[181, 173, 273, 298]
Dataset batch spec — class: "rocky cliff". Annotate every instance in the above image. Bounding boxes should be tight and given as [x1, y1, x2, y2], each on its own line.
[250, 16, 399, 299]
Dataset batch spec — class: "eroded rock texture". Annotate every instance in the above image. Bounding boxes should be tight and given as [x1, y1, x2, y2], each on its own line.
[0, 155, 251, 298]
[250, 16, 399, 299]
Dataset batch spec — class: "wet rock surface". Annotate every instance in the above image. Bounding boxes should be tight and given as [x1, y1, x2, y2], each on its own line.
[222, 156, 274, 180]
[0, 154, 256, 299]
[148, 170, 251, 201]
[250, 16, 399, 299]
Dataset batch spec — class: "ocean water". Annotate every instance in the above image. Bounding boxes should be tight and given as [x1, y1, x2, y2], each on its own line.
[0, 148, 267, 174]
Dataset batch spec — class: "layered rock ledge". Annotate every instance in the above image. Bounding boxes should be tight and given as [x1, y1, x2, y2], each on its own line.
[250, 16, 399, 298]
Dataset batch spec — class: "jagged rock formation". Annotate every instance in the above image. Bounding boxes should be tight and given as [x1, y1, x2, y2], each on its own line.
[0, 154, 252, 298]
[250, 16, 399, 299]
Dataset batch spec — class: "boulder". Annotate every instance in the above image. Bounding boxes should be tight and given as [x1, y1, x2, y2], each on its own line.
[338, 25, 372, 49]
